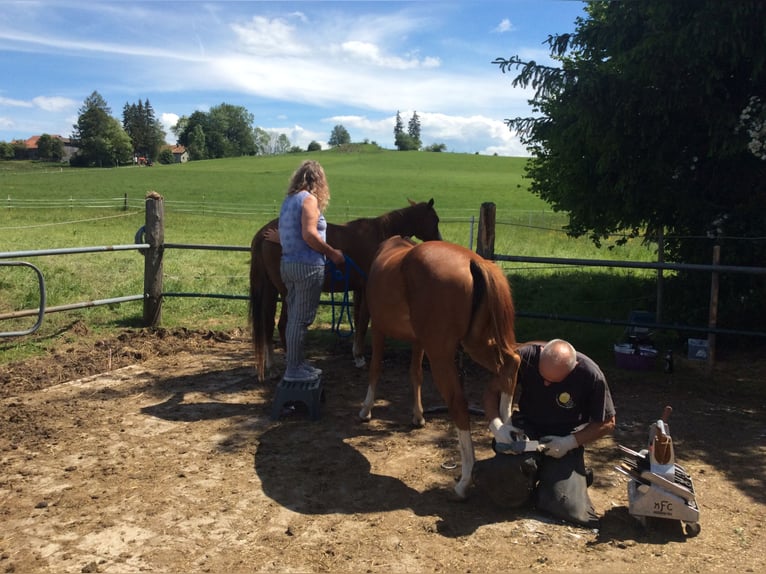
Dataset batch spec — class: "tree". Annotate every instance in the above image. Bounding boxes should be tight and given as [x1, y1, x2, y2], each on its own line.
[307, 140, 321, 152]
[208, 103, 256, 157]
[71, 91, 132, 167]
[407, 111, 422, 149]
[425, 143, 447, 152]
[253, 127, 291, 155]
[328, 124, 351, 147]
[274, 133, 291, 155]
[36, 134, 64, 161]
[0, 141, 13, 160]
[158, 148, 175, 164]
[253, 127, 270, 155]
[394, 111, 404, 141]
[174, 103, 255, 159]
[495, 0, 766, 327]
[123, 99, 165, 160]
[394, 111, 421, 150]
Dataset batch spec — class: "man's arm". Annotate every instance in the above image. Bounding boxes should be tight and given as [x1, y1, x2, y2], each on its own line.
[571, 415, 616, 447]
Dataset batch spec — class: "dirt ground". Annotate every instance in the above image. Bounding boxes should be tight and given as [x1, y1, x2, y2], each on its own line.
[1, 325, 764, 573]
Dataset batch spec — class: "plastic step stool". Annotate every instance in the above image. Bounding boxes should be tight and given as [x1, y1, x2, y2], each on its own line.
[271, 377, 323, 421]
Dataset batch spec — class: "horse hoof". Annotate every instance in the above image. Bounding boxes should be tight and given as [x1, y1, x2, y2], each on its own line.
[354, 357, 366, 368]
[411, 417, 426, 428]
[358, 409, 372, 422]
[450, 486, 469, 502]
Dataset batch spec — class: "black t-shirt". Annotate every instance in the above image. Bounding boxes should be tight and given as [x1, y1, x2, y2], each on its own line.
[513, 344, 616, 438]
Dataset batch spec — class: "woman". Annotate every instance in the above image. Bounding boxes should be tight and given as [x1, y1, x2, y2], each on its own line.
[277, 160, 344, 381]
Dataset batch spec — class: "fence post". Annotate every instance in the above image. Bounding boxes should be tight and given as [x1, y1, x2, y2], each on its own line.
[707, 243, 721, 371]
[477, 202, 496, 258]
[143, 191, 164, 327]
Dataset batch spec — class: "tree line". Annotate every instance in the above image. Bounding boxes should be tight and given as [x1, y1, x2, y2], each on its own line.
[2, 96, 448, 164]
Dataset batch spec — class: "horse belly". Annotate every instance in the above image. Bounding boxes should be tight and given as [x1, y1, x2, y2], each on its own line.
[367, 283, 416, 341]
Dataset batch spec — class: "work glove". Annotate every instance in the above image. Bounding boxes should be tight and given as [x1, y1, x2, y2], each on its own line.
[539, 434, 579, 459]
[489, 417, 526, 453]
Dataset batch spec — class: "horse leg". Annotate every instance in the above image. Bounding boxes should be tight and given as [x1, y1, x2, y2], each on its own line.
[262, 282, 279, 378]
[409, 343, 425, 427]
[456, 428, 475, 500]
[499, 391, 513, 424]
[428, 354, 474, 499]
[359, 327, 385, 421]
[352, 289, 368, 368]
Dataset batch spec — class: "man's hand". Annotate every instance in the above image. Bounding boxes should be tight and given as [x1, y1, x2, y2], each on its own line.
[489, 417, 525, 452]
[539, 434, 578, 458]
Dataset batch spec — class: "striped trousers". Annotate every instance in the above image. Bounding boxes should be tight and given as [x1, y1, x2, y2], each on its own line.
[280, 260, 325, 370]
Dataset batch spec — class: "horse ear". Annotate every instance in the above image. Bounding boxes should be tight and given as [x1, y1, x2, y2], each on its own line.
[407, 198, 416, 206]
[428, 198, 434, 207]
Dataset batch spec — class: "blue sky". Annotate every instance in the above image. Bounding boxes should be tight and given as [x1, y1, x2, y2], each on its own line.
[0, 1, 587, 156]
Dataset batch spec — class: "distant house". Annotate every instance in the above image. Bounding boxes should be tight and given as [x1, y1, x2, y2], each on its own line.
[171, 145, 189, 163]
[23, 135, 77, 161]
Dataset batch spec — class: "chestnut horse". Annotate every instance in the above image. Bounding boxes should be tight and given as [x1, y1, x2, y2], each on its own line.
[359, 236, 520, 499]
[248, 199, 441, 380]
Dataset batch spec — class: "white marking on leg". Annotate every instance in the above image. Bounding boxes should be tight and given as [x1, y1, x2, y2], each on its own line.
[352, 338, 367, 368]
[359, 386, 374, 421]
[454, 429, 475, 499]
[499, 392, 513, 424]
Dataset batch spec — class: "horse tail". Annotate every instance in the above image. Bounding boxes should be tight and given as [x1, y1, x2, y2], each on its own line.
[249, 230, 276, 379]
[469, 258, 517, 360]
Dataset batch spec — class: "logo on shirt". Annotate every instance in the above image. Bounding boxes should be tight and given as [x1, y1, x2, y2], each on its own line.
[556, 392, 575, 409]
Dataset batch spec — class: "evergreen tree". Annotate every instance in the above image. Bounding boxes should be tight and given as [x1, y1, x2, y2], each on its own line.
[394, 111, 404, 140]
[123, 99, 166, 161]
[407, 111, 422, 149]
[72, 91, 132, 167]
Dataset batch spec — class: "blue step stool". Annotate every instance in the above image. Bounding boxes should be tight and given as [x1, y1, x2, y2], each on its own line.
[271, 376, 323, 421]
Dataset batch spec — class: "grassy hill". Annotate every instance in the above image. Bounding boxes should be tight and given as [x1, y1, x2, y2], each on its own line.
[1, 150, 660, 363]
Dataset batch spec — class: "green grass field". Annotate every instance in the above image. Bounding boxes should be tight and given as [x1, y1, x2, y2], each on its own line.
[1, 148, 662, 364]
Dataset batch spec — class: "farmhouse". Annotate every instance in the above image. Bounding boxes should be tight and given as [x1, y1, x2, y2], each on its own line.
[21, 134, 77, 162]
[170, 145, 188, 163]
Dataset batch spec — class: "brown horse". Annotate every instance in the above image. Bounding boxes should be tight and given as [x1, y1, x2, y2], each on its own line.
[248, 199, 441, 380]
[359, 236, 520, 499]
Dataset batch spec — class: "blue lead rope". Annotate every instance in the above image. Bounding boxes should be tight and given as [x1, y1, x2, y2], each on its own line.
[326, 255, 366, 338]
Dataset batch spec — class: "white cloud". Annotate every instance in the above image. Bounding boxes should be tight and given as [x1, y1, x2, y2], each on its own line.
[494, 19, 515, 33]
[339, 40, 440, 70]
[231, 16, 308, 56]
[160, 113, 179, 143]
[0, 96, 33, 108]
[32, 96, 77, 112]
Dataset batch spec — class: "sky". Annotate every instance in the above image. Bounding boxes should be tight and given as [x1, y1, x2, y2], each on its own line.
[0, 0, 587, 156]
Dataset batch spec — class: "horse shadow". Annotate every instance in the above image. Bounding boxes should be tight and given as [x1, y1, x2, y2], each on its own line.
[135, 359, 555, 538]
[254, 420, 538, 538]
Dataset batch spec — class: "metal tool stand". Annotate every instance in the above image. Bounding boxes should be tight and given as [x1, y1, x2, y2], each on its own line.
[616, 406, 701, 536]
[271, 376, 324, 421]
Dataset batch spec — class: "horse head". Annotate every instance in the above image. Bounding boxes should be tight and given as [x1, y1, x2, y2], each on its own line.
[405, 198, 442, 242]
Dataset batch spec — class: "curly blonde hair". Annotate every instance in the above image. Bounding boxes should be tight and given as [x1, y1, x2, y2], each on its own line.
[287, 160, 331, 212]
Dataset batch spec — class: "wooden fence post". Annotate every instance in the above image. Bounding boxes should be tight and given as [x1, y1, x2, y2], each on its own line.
[707, 243, 721, 371]
[143, 191, 164, 327]
[477, 202, 496, 258]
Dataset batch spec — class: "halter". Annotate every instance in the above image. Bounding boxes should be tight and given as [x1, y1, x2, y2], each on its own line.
[326, 255, 366, 338]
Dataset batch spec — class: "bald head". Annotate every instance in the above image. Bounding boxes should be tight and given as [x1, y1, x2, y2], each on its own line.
[539, 339, 577, 384]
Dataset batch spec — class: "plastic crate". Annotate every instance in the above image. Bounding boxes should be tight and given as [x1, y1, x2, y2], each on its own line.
[614, 343, 658, 371]
[687, 338, 709, 361]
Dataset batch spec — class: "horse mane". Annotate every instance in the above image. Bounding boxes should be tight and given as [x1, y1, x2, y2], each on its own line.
[343, 201, 433, 240]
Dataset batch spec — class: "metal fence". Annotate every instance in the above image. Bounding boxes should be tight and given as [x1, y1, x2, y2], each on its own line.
[3, 199, 765, 358]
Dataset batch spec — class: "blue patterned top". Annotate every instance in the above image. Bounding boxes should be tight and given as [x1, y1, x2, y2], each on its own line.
[278, 190, 327, 265]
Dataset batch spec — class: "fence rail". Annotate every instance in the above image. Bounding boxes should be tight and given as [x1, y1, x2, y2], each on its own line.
[2, 199, 765, 370]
